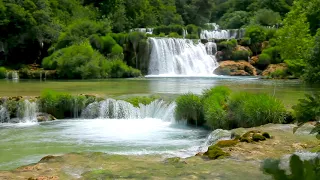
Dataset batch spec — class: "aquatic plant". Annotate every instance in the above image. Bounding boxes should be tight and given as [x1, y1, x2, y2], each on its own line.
[175, 93, 204, 126]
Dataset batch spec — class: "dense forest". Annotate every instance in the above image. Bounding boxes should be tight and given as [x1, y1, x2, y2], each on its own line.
[0, 0, 319, 83]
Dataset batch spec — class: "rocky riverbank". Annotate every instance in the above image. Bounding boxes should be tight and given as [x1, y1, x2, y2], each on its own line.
[0, 123, 318, 180]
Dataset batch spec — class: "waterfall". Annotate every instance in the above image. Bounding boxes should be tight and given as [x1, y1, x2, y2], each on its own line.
[205, 42, 217, 55]
[200, 30, 230, 40]
[6, 71, 19, 80]
[81, 99, 176, 122]
[0, 105, 10, 123]
[148, 38, 219, 75]
[17, 100, 38, 123]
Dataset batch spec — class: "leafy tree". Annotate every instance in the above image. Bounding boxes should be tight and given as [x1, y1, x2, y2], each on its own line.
[276, 1, 313, 77]
[304, 29, 320, 84]
[245, 25, 267, 55]
[251, 9, 281, 26]
[219, 11, 250, 29]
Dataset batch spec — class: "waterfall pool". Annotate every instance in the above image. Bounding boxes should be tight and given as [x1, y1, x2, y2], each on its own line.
[0, 119, 208, 170]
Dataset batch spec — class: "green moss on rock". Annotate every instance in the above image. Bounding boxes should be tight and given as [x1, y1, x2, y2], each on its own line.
[262, 132, 271, 139]
[204, 145, 230, 160]
[252, 134, 267, 142]
[216, 139, 239, 148]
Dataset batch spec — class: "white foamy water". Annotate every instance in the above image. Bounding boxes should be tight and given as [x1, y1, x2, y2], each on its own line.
[148, 38, 219, 76]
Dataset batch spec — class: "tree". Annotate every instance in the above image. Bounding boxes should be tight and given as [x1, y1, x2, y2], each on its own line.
[219, 11, 250, 29]
[276, 0, 313, 77]
[304, 29, 320, 84]
[251, 9, 281, 26]
[245, 25, 267, 55]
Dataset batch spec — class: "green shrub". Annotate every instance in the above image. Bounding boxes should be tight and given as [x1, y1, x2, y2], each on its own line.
[175, 93, 204, 126]
[111, 44, 123, 55]
[262, 47, 282, 64]
[159, 33, 166, 37]
[109, 60, 141, 78]
[220, 39, 238, 50]
[219, 11, 250, 29]
[228, 92, 286, 128]
[89, 34, 104, 52]
[202, 86, 231, 129]
[251, 9, 281, 27]
[185, 34, 199, 39]
[270, 69, 288, 79]
[231, 50, 250, 61]
[245, 25, 267, 54]
[293, 92, 320, 123]
[125, 96, 159, 107]
[186, 24, 201, 35]
[153, 25, 184, 36]
[39, 90, 89, 119]
[239, 37, 251, 46]
[265, 28, 277, 41]
[0, 67, 7, 79]
[102, 35, 117, 55]
[110, 33, 128, 46]
[262, 154, 320, 180]
[168, 32, 182, 38]
[257, 53, 271, 69]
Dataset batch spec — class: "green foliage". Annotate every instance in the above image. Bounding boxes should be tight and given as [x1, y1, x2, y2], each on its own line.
[168, 32, 182, 38]
[220, 39, 238, 59]
[185, 34, 199, 39]
[219, 11, 250, 29]
[270, 69, 288, 79]
[39, 90, 88, 119]
[292, 92, 320, 123]
[202, 86, 231, 129]
[251, 9, 281, 26]
[262, 154, 320, 180]
[111, 44, 123, 55]
[0, 67, 6, 79]
[43, 43, 140, 79]
[228, 92, 286, 128]
[262, 47, 282, 64]
[231, 50, 250, 61]
[125, 96, 159, 107]
[186, 24, 201, 35]
[276, 1, 313, 77]
[257, 53, 271, 69]
[153, 25, 184, 36]
[175, 93, 204, 126]
[304, 29, 320, 84]
[245, 25, 267, 55]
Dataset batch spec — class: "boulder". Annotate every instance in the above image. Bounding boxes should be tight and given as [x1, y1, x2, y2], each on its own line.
[36, 113, 56, 122]
[249, 56, 259, 65]
[262, 63, 288, 77]
[214, 60, 257, 76]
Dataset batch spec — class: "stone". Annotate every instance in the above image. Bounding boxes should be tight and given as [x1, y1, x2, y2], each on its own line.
[37, 113, 56, 122]
[214, 60, 257, 76]
[249, 56, 259, 65]
[261, 63, 288, 77]
[204, 145, 230, 160]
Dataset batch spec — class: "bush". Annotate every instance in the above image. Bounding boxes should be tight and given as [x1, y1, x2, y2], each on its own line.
[245, 25, 267, 54]
[227, 92, 286, 128]
[111, 44, 123, 55]
[293, 92, 320, 123]
[102, 35, 117, 55]
[168, 32, 182, 38]
[153, 25, 184, 36]
[270, 69, 288, 79]
[43, 43, 140, 79]
[109, 60, 141, 78]
[175, 93, 204, 126]
[0, 67, 7, 79]
[239, 37, 251, 46]
[39, 90, 89, 119]
[185, 34, 199, 39]
[262, 47, 282, 64]
[201, 86, 231, 129]
[219, 11, 250, 29]
[257, 53, 271, 69]
[231, 50, 250, 61]
[251, 9, 281, 26]
[186, 24, 201, 35]
[262, 154, 320, 180]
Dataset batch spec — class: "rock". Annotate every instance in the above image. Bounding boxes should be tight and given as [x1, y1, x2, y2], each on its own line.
[214, 61, 257, 76]
[249, 56, 259, 65]
[205, 129, 232, 146]
[37, 113, 56, 122]
[252, 134, 266, 142]
[195, 152, 204, 156]
[291, 143, 307, 150]
[204, 145, 230, 160]
[215, 139, 239, 148]
[262, 132, 271, 139]
[261, 63, 288, 77]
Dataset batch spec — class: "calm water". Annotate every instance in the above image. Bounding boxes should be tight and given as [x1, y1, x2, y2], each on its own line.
[0, 76, 319, 170]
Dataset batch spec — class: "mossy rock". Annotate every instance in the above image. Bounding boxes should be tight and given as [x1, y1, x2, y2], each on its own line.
[310, 146, 320, 153]
[215, 139, 239, 148]
[165, 157, 181, 164]
[204, 145, 230, 160]
[242, 130, 261, 138]
[239, 137, 253, 143]
[252, 134, 266, 142]
[262, 132, 271, 139]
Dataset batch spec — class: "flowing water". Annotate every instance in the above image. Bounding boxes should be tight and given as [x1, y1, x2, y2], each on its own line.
[0, 77, 319, 170]
[148, 38, 219, 75]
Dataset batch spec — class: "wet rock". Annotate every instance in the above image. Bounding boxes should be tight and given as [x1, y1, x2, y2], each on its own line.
[249, 56, 259, 65]
[291, 143, 308, 150]
[37, 113, 56, 122]
[214, 60, 257, 76]
[215, 139, 239, 148]
[252, 134, 266, 142]
[239, 130, 270, 143]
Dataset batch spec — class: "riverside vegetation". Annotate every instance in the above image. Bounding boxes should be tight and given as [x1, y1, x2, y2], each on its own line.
[0, 0, 319, 83]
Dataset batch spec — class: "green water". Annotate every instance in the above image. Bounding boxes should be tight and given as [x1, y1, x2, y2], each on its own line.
[0, 76, 319, 170]
[0, 77, 319, 106]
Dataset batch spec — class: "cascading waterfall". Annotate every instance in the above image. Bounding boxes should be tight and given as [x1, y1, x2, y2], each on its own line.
[148, 38, 219, 75]
[17, 100, 38, 123]
[200, 30, 230, 39]
[0, 105, 10, 123]
[81, 99, 176, 122]
[6, 71, 19, 80]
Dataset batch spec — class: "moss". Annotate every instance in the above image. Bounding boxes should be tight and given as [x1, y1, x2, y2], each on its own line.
[262, 132, 271, 139]
[165, 157, 181, 164]
[240, 136, 253, 143]
[242, 130, 261, 138]
[216, 140, 239, 148]
[204, 145, 230, 160]
[310, 146, 320, 153]
[252, 134, 266, 142]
